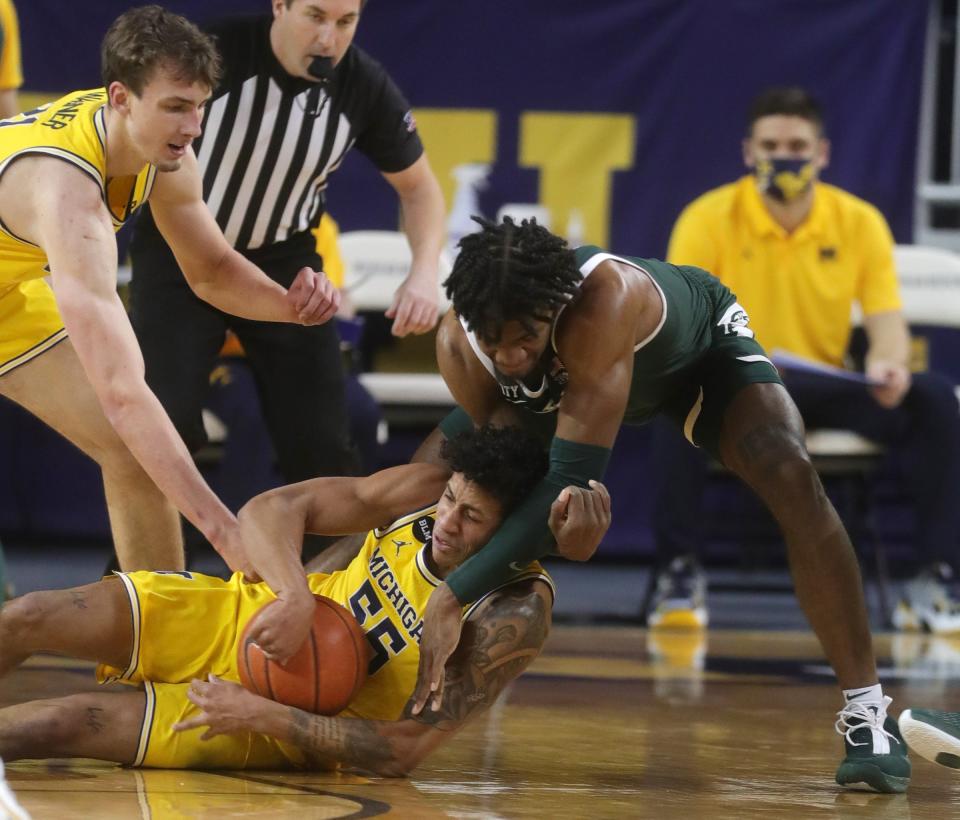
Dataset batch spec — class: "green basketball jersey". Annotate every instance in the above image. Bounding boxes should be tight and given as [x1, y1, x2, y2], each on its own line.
[574, 246, 738, 424]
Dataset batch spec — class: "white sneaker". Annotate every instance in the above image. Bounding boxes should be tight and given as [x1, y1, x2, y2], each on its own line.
[899, 709, 960, 770]
[892, 563, 960, 634]
[0, 758, 30, 820]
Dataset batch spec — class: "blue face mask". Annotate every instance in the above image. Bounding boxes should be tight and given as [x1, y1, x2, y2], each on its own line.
[754, 157, 816, 202]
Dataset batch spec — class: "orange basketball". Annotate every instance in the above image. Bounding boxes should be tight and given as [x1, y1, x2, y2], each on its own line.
[238, 595, 369, 715]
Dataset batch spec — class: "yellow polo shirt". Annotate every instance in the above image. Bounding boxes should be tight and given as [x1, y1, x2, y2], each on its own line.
[667, 176, 901, 367]
[0, 0, 22, 90]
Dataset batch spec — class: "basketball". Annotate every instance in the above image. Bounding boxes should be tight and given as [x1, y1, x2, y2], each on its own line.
[238, 595, 369, 715]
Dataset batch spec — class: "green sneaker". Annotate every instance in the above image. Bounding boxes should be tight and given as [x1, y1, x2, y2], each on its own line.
[835, 696, 911, 793]
[898, 708, 960, 770]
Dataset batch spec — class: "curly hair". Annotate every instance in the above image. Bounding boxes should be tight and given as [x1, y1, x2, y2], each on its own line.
[101, 6, 222, 97]
[444, 216, 582, 341]
[440, 425, 548, 514]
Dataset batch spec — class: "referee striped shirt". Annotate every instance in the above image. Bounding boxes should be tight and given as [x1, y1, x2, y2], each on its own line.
[135, 15, 423, 254]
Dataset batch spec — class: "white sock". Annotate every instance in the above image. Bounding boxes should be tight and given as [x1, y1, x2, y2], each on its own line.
[843, 683, 883, 704]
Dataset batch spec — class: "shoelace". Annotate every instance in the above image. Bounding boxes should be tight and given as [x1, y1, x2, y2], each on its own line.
[834, 695, 899, 747]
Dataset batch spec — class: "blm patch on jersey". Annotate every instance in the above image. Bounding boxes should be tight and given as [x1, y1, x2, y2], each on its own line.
[412, 515, 434, 544]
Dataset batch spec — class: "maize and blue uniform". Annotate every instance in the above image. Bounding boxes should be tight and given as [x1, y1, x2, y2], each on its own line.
[97, 504, 554, 769]
[0, 88, 156, 375]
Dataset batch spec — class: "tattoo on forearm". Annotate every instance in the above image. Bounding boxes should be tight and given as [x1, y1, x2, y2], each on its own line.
[406, 585, 550, 728]
[287, 707, 395, 771]
[85, 707, 105, 734]
[70, 591, 88, 610]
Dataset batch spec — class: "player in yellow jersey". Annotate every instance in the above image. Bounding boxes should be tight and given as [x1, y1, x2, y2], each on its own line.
[0, 425, 610, 774]
[0, 7, 341, 575]
[0, 0, 22, 119]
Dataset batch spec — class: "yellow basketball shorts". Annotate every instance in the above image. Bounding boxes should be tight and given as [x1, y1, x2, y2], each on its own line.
[98, 570, 337, 769]
[98, 570, 335, 687]
[134, 681, 308, 769]
[0, 278, 67, 376]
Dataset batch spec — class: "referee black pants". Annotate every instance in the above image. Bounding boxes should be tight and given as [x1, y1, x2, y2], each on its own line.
[128, 231, 359, 487]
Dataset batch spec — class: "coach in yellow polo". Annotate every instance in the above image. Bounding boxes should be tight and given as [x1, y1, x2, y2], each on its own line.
[646, 87, 960, 634]
[0, 0, 21, 119]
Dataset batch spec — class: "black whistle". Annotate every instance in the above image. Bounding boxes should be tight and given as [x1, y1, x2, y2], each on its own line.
[307, 56, 335, 83]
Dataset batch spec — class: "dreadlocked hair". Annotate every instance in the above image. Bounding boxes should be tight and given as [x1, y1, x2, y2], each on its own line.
[440, 425, 548, 516]
[445, 216, 582, 340]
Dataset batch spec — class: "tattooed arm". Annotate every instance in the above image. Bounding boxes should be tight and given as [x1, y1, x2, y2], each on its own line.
[177, 578, 552, 776]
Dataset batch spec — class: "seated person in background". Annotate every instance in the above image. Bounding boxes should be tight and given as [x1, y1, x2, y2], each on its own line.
[0, 0, 22, 119]
[649, 86, 960, 633]
[0, 426, 610, 776]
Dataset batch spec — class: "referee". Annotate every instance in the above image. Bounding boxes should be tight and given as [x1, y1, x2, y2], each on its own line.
[129, 0, 445, 495]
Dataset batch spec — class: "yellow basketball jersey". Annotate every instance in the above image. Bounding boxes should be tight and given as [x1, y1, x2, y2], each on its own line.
[98, 505, 553, 729]
[0, 88, 158, 287]
[315, 503, 554, 721]
[97, 506, 554, 769]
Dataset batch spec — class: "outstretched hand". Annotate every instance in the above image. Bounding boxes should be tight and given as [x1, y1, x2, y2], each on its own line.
[287, 267, 340, 325]
[174, 674, 266, 740]
[409, 582, 462, 715]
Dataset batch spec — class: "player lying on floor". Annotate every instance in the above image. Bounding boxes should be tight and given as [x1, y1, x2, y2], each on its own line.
[0, 425, 610, 775]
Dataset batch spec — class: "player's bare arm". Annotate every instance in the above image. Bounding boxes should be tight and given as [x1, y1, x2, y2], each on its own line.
[414, 256, 647, 714]
[237, 462, 451, 661]
[178, 579, 552, 776]
[553, 260, 660, 448]
[382, 154, 445, 336]
[149, 149, 339, 326]
[414, 472, 606, 715]
[0, 156, 241, 562]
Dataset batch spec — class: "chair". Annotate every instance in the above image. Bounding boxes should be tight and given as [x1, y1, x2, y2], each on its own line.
[716, 247, 960, 625]
[495, 203, 552, 228]
[337, 230, 451, 313]
[894, 244, 960, 329]
[804, 245, 960, 624]
[338, 231, 456, 428]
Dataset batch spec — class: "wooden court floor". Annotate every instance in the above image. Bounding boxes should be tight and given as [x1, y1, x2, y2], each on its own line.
[2, 627, 958, 819]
